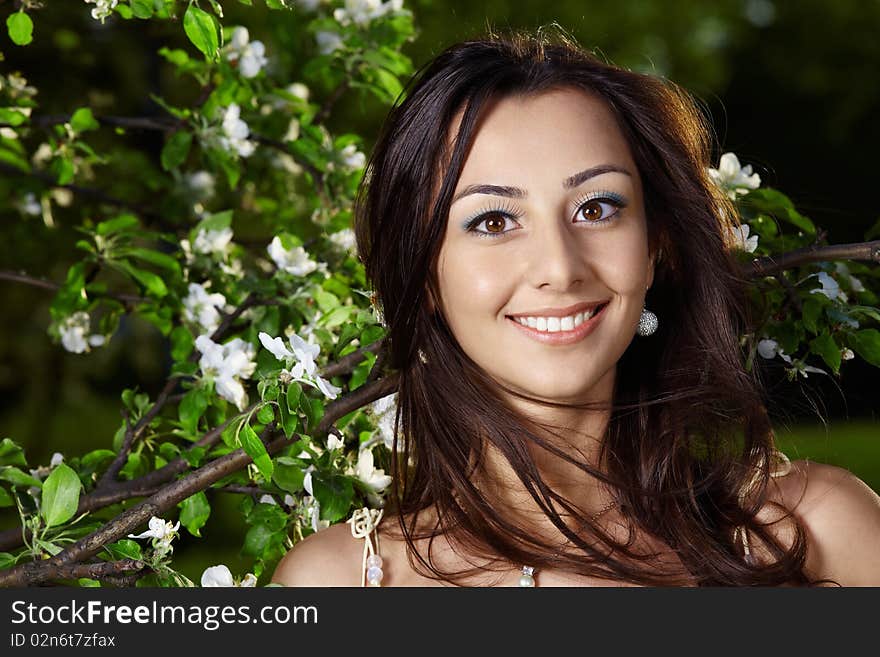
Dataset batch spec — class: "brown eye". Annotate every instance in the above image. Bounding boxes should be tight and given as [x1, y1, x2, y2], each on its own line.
[484, 214, 506, 233]
[576, 198, 621, 224]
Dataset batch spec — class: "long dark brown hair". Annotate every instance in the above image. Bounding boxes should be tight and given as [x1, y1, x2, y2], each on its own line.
[355, 28, 823, 586]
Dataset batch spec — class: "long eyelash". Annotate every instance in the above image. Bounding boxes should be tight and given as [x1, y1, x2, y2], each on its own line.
[572, 190, 627, 224]
[463, 200, 524, 239]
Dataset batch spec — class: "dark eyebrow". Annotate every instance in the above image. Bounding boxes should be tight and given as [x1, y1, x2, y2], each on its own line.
[451, 164, 632, 204]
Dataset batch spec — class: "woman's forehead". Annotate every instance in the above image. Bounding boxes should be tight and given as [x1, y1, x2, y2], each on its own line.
[447, 88, 639, 191]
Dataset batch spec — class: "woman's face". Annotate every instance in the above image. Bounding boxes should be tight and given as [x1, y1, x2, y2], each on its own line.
[435, 87, 654, 404]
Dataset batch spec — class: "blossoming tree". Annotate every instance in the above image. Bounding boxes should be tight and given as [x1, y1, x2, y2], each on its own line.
[0, 1, 878, 587]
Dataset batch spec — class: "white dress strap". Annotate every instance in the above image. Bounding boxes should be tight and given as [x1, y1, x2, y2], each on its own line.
[347, 507, 385, 587]
[736, 449, 792, 563]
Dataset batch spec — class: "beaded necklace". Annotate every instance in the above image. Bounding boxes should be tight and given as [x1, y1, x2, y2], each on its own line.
[518, 498, 619, 587]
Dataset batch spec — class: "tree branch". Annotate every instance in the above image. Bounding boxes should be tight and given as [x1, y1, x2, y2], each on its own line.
[0, 162, 167, 223]
[745, 240, 880, 278]
[0, 270, 150, 309]
[314, 78, 350, 126]
[0, 373, 399, 587]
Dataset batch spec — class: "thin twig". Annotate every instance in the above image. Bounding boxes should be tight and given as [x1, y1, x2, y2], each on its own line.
[745, 240, 880, 278]
[314, 78, 351, 125]
[0, 270, 150, 309]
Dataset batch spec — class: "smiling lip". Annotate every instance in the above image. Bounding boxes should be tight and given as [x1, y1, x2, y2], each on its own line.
[506, 302, 609, 346]
[507, 300, 608, 318]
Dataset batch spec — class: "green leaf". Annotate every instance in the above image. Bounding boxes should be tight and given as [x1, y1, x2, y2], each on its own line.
[7, 12, 34, 46]
[809, 333, 841, 374]
[320, 305, 354, 328]
[0, 108, 29, 126]
[103, 539, 143, 561]
[160, 130, 193, 171]
[257, 404, 275, 424]
[0, 552, 16, 569]
[183, 5, 219, 60]
[851, 329, 880, 367]
[51, 156, 75, 185]
[273, 456, 305, 494]
[277, 402, 298, 438]
[119, 247, 181, 275]
[179, 388, 208, 435]
[312, 473, 354, 522]
[240, 423, 273, 481]
[170, 326, 194, 361]
[801, 297, 824, 335]
[0, 466, 41, 488]
[115, 261, 168, 298]
[130, 0, 154, 19]
[78, 578, 101, 587]
[40, 463, 81, 528]
[242, 523, 274, 558]
[70, 107, 100, 133]
[0, 487, 13, 507]
[179, 491, 211, 537]
[286, 382, 302, 413]
[0, 438, 26, 467]
[96, 213, 139, 236]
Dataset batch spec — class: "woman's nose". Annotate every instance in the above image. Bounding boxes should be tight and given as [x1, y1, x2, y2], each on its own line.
[526, 219, 589, 290]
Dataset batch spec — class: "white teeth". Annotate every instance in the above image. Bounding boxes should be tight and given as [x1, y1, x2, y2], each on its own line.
[511, 304, 605, 332]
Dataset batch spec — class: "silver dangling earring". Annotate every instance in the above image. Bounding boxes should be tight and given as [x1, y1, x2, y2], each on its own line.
[417, 348, 428, 364]
[637, 307, 658, 337]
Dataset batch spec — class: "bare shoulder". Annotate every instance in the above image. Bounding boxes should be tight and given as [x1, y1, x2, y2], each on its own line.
[270, 522, 365, 587]
[768, 459, 880, 585]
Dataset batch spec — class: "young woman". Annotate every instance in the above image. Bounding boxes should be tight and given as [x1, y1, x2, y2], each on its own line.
[272, 31, 880, 587]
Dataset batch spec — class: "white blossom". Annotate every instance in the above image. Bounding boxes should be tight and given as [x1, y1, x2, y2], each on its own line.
[333, 0, 404, 26]
[727, 223, 758, 253]
[59, 312, 106, 354]
[258, 494, 277, 505]
[708, 152, 761, 200]
[183, 282, 227, 334]
[219, 104, 255, 158]
[195, 335, 257, 410]
[49, 452, 64, 467]
[757, 338, 792, 364]
[185, 171, 216, 199]
[267, 236, 319, 276]
[287, 82, 310, 101]
[200, 564, 234, 587]
[85, 0, 118, 23]
[355, 447, 392, 493]
[315, 31, 344, 55]
[810, 272, 847, 302]
[200, 564, 258, 587]
[128, 516, 180, 557]
[842, 348, 855, 361]
[835, 262, 865, 293]
[193, 227, 234, 257]
[18, 193, 41, 217]
[367, 392, 400, 451]
[327, 433, 345, 451]
[328, 228, 356, 253]
[303, 466, 315, 496]
[283, 118, 301, 143]
[224, 27, 268, 79]
[340, 143, 366, 170]
[59, 312, 90, 354]
[258, 330, 342, 400]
